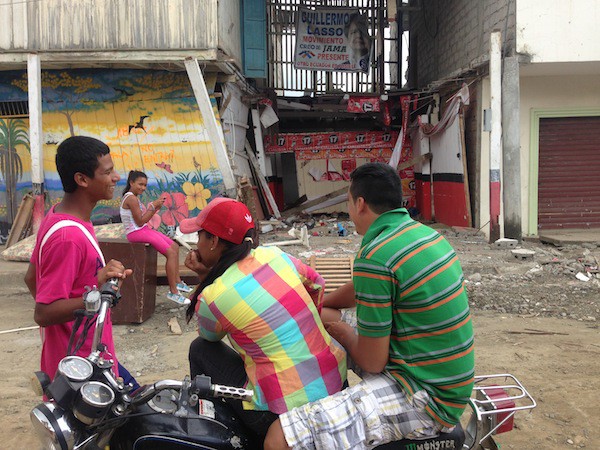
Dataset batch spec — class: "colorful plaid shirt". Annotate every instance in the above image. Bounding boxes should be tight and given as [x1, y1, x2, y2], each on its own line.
[195, 246, 347, 414]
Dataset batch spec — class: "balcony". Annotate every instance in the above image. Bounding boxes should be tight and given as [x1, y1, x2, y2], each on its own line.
[0, 0, 242, 72]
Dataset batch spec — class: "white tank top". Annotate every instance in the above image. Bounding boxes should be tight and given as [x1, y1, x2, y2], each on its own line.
[120, 192, 147, 234]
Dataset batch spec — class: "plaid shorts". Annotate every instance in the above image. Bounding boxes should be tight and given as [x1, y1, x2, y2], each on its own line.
[279, 372, 443, 450]
[340, 307, 358, 329]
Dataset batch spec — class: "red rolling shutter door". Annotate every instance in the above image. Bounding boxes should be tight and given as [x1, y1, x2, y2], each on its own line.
[538, 116, 600, 229]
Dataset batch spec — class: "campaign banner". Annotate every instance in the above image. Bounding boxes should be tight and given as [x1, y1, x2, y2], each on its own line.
[294, 7, 372, 73]
[347, 96, 381, 113]
[297, 148, 393, 160]
[264, 131, 398, 154]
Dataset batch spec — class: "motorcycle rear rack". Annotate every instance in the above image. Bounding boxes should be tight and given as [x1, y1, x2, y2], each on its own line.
[468, 373, 536, 445]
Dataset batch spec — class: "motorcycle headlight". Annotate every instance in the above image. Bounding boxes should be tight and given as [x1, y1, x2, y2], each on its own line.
[30, 402, 74, 450]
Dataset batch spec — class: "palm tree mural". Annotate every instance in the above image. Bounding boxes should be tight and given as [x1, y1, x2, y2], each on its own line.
[0, 118, 30, 222]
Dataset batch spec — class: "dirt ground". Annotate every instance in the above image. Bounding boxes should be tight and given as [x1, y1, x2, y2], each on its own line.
[1, 220, 599, 449]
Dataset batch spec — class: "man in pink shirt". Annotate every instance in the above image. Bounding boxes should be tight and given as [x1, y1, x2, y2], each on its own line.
[24, 136, 136, 387]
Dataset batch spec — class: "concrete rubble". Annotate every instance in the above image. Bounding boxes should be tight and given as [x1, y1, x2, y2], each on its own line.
[254, 215, 600, 323]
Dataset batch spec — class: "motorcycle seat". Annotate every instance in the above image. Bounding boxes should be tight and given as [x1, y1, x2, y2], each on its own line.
[374, 422, 465, 449]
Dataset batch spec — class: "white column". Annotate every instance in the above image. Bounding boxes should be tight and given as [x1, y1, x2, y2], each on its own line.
[27, 54, 44, 186]
[489, 31, 503, 241]
[27, 53, 45, 233]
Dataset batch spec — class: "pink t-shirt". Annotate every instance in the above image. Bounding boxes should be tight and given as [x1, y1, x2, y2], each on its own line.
[31, 206, 119, 379]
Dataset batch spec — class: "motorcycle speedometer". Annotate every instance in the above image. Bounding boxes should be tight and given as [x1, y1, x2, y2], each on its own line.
[81, 381, 114, 405]
[73, 381, 115, 425]
[58, 356, 93, 382]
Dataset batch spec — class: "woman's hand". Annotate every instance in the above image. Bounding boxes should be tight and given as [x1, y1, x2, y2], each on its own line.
[185, 250, 211, 281]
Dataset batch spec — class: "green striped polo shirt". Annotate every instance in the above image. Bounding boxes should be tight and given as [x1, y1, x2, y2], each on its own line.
[354, 208, 474, 427]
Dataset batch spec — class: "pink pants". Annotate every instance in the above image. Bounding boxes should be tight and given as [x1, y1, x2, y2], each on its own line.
[126, 227, 174, 255]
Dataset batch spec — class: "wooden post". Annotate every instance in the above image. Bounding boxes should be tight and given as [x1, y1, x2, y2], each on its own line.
[5, 193, 35, 248]
[251, 107, 271, 177]
[283, 186, 349, 216]
[184, 58, 237, 198]
[245, 139, 281, 218]
[239, 176, 261, 222]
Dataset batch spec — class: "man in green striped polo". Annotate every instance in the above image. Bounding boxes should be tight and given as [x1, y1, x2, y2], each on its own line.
[264, 162, 474, 450]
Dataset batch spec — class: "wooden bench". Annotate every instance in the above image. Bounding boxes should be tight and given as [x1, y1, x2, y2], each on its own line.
[309, 256, 353, 293]
[98, 238, 157, 324]
[156, 265, 200, 286]
[156, 256, 354, 294]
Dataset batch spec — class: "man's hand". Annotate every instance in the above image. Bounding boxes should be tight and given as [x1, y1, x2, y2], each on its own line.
[326, 321, 390, 373]
[98, 259, 133, 286]
[34, 259, 133, 327]
[185, 250, 211, 282]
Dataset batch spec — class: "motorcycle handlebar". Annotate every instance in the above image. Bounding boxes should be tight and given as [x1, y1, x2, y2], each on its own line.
[192, 375, 254, 402]
[131, 375, 253, 407]
[89, 278, 122, 357]
[210, 383, 254, 402]
[81, 281, 255, 407]
[131, 379, 184, 406]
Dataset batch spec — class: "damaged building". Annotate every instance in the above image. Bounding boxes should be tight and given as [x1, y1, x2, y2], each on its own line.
[1, 0, 599, 245]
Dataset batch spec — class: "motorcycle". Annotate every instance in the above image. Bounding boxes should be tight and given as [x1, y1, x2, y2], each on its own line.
[377, 373, 536, 450]
[30, 279, 536, 450]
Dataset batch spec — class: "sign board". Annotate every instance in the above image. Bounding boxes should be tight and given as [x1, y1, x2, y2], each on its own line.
[294, 7, 372, 73]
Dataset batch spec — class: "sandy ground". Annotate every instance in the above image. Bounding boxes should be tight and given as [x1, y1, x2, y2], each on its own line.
[1, 224, 599, 449]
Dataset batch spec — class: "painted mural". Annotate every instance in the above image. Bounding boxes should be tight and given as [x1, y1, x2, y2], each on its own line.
[0, 118, 32, 242]
[0, 68, 225, 242]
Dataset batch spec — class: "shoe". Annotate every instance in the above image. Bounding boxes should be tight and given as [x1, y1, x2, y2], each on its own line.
[167, 292, 191, 306]
[176, 281, 193, 293]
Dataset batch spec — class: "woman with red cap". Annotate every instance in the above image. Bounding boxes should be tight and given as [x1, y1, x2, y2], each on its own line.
[179, 197, 346, 445]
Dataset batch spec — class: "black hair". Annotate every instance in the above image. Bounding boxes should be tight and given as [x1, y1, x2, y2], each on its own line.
[122, 170, 148, 195]
[349, 162, 403, 214]
[185, 228, 257, 323]
[344, 12, 368, 38]
[55, 136, 110, 193]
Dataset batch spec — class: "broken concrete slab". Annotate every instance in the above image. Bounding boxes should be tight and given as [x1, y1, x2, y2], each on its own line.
[260, 223, 274, 233]
[495, 238, 518, 248]
[538, 229, 600, 246]
[511, 248, 536, 260]
[264, 225, 310, 248]
[575, 272, 590, 282]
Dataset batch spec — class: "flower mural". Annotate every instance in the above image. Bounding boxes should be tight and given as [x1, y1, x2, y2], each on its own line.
[134, 166, 222, 235]
[182, 181, 212, 211]
[160, 192, 188, 227]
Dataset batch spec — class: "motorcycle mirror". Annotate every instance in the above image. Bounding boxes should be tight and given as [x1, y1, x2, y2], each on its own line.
[31, 371, 51, 397]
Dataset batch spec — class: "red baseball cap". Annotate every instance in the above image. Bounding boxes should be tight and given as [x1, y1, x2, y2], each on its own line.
[179, 197, 255, 244]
